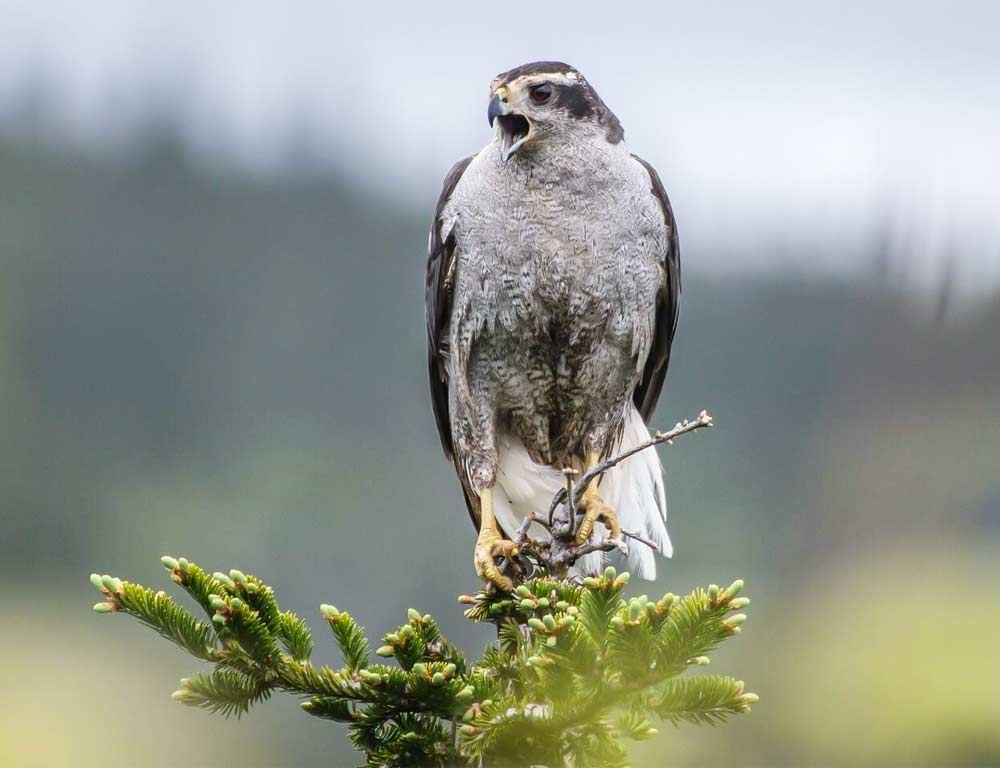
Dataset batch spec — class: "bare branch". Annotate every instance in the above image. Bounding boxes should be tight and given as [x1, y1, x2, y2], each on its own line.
[621, 529, 658, 550]
[571, 410, 714, 509]
[557, 467, 578, 529]
[552, 537, 627, 567]
[510, 411, 714, 579]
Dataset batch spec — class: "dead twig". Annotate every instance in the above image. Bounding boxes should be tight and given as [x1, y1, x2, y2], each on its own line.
[510, 410, 714, 580]
[621, 529, 658, 549]
[561, 467, 578, 531]
[570, 410, 715, 510]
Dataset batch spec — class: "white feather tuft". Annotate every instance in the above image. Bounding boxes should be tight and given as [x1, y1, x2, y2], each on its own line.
[494, 403, 671, 581]
[600, 405, 672, 579]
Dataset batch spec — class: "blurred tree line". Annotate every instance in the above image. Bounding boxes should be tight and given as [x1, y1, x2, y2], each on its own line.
[1, 120, 998, 766]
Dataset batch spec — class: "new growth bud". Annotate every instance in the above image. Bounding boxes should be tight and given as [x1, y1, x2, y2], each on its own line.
[212, 572, 236, 589]
[456, 685, 475, 701]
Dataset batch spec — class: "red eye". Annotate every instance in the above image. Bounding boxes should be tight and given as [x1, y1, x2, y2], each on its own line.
[529, 84, 552, 104]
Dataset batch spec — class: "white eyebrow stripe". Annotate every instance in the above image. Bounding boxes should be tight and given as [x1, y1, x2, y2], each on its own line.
[509, 71, 581, 89]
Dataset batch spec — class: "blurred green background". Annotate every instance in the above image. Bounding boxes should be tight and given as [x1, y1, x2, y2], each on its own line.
[2, 3, 1000, 767]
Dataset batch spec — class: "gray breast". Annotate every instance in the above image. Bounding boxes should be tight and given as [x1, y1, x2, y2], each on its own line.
[444, 140, 666, 463]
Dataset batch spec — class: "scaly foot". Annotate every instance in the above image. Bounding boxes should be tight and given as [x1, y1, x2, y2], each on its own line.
[574, 487, 622, 545]
[474, 527, 519, 592]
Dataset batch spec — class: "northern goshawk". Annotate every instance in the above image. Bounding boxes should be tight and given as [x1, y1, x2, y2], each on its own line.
[426, 61, 680, 591]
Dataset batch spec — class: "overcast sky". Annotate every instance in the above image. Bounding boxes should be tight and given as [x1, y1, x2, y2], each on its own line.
[1, 0, 998, 297]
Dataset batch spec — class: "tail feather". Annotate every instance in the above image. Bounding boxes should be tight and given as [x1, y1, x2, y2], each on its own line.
[494, 403, 671, 581]
[601, 405, 672, 579]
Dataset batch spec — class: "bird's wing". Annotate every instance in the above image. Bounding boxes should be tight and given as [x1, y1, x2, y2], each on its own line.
[630, 154, 681, 422]
[425, 155, 482, 526]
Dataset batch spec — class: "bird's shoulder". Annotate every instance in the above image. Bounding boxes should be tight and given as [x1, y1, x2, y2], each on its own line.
[429, 156, 476, 247]
[628, 154, 677, 235]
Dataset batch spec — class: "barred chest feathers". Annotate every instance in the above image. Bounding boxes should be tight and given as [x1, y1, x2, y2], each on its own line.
[442, 138, 666, 463]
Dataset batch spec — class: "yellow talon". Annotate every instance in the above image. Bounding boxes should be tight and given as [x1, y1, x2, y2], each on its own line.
[474, 528, 517, 592]
[574, 489, 622, 545]
[473, 488, 518, 592]
[574, 454, 622, 545]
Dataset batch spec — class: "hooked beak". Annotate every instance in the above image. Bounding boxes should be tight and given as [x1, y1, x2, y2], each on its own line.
[488, 89, 531, 162]
[487, 93, 510, 126]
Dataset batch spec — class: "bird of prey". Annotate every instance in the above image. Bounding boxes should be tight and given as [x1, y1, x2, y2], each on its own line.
[425, 61, 680, 591]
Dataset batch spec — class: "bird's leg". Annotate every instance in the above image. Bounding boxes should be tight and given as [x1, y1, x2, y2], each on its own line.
[473, 487, 519, 592]
[574, 452, 622, 545]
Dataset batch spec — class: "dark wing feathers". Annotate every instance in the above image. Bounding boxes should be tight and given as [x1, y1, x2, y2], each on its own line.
[630, 155, 681, 422]
[425, 155, 481, 525]
[426, 155, 473, 457]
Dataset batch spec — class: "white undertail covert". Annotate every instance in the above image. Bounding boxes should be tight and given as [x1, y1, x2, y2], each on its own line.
[494, 403, 671, 580]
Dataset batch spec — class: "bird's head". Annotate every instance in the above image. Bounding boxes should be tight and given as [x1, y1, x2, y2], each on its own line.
[487, 61, 624, 162]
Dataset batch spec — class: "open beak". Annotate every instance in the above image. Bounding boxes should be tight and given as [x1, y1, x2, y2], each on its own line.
[488, 91, 531, 161]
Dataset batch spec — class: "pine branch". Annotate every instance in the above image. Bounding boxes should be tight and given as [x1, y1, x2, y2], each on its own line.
[276, 610, 314, 661]
[89, 409, 756, 765]
[321, 604, 370, 671]
[171, 669, 272, 717]
[91, 574, 218, 661]
[92, 558, 754, 766]
[650, 675, 758, 726]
